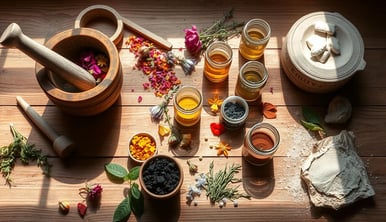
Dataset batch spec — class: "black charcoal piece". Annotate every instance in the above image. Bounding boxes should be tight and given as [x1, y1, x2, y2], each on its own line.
[143, 157, 180, 195]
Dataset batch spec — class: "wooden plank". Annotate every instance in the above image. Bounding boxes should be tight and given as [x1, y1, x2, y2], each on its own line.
[0, 156, 383, 221]
[0, 0, 385, 221]
[1, 105, 385, 158]
[1, 49, 386, 106]
[1, 0, 385, 49]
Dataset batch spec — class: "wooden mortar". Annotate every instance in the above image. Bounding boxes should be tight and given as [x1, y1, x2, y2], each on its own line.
[36, 28, 122, 116]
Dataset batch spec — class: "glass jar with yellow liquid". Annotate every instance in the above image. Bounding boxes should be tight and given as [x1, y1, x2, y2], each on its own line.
[235, 61, 268, 102]
[239, 19, 271, 60]
[173, 86, 203, 127]
[204, 41, 233, 83]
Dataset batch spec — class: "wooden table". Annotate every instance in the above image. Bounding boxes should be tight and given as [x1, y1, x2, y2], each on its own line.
[1, 0, 385, 221]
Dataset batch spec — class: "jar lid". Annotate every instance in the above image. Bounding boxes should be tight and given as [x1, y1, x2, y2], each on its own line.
[286, 12, 366, 82]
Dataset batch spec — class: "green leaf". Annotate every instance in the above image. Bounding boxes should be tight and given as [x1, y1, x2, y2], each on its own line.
[127, 166, 140, 180]
[301, 120, 324, 132]
[105, 163, 128, 179]
[131, 183, 141, 200]
[130, 187, 144, 217]
[302, 106, 321, 125]
[113, 197, 131, 222]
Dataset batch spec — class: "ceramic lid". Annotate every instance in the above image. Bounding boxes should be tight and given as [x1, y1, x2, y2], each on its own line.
[286, 12, 366, 82]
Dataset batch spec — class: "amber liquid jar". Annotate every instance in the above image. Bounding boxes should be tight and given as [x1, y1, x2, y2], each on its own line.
[173, 86, 203, 127]
[204, 41, 233, 83]
[243, 122, 280, 166]
[239, 19, 271, 60]
[235, 61, 268, 102]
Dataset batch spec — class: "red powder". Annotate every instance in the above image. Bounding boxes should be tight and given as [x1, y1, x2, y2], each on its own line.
[251, 132, 274, 151]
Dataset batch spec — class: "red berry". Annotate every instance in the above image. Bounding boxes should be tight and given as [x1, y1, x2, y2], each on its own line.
[77, 202, 87, 218]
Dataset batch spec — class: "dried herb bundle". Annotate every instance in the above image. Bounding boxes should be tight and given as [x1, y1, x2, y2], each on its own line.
[204, 161, 250, 204]
[0, 124, 50, 186]
[199, 9, 244, 50]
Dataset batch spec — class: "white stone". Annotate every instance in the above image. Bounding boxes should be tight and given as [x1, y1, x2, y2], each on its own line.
[327, 36, 341, 55]
[314, 21, 336, 35]
[318, 50, 330, 63]
[301, 131, 375, 210]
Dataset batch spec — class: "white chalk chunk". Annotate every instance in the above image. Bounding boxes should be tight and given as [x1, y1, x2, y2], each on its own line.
[318, 50, 331, 63]
[306, 34, 326, 50]
[310, 44, 327, 57]
[327, 36, 341, 55]
[314, 21, 336, 35]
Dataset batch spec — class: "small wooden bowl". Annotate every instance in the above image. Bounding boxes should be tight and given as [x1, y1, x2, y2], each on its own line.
[35, 28, 122, 116]
[128, 132, 158, 163]
[139, 155, 183, 199]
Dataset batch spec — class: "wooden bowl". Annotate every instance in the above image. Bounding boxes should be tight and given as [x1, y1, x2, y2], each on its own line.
[139, 155, 183, 199]
[35, 28, 122, 116]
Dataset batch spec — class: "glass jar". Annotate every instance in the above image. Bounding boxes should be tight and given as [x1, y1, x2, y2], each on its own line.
[235, 61, 268, 102]
[220, 96, 249, 130]
[239, 19, 271, 60]
[204, 41, 233, 83]
[173, 86, 203, 127]
[242, 122, 280, 166]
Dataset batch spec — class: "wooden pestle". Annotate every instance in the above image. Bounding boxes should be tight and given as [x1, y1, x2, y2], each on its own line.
[121, 16, 173, 51]
[0, 23, 96, 91]
[16, 96, 75, 158]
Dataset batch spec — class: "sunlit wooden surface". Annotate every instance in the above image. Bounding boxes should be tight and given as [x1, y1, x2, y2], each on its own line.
[1, 0, 385, 221]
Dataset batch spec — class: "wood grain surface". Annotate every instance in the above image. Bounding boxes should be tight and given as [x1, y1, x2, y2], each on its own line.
[1, 0, 385, 221]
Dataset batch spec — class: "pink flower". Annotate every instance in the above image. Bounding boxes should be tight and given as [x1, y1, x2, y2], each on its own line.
[88, 184, 103, 200]
[184, 25, 202, 56]
[79, 183, 103, 201]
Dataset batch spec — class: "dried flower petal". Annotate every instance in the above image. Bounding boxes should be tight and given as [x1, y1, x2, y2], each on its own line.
[215, 142, 232, 157]
[158, 125, 170, 137]
[78, 50, 109, 83]
[137, 96, 143, 103]
[208, 95, 223, 113]
[126, 36, 181, 97]
[210, 122, 225, 136]
[262, 102, 277, 119]
[143, 82, 150, 90]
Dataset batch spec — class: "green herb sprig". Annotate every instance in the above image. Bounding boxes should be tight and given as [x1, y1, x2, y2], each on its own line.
[104, 163, 144, 221]
[204, 161, 250, 204]
[0, 124, 50, 186]
[199, 9, 244, 50]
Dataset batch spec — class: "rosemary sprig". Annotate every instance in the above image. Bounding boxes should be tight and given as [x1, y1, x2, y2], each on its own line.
[0, 124, 51, 186]
[204, 161, 250, 203]
[200, 9, 245, 50]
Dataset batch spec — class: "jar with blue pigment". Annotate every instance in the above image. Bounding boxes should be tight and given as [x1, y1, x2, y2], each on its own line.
[220, 96, 249, 130]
